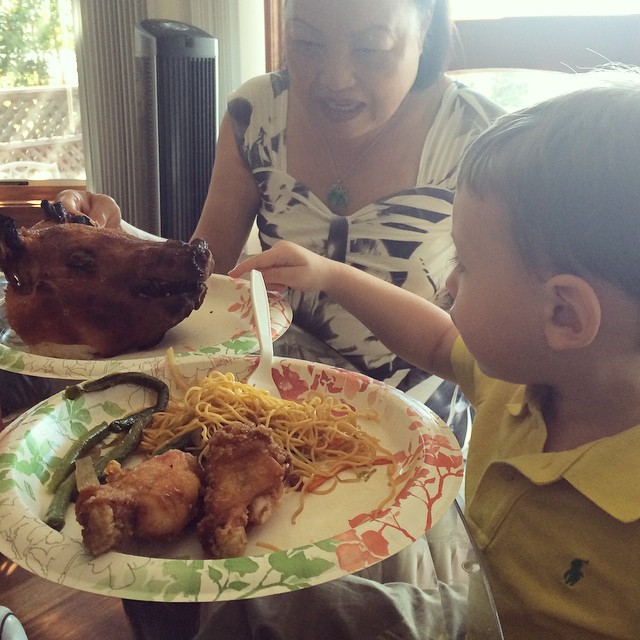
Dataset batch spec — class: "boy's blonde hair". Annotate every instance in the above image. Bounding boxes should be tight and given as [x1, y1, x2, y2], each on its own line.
[458, 74, 640, 299]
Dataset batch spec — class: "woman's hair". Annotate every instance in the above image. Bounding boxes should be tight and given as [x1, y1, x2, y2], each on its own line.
[282, 0, 452, 90]
[458, 72, 640, 298]
[412, 0, 452, 89]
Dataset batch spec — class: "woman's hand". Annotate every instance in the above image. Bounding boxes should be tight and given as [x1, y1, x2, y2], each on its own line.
[229, 241, 338, 292]
[56, 190, 122, 229]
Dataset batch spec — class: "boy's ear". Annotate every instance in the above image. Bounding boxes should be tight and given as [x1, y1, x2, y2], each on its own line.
[543, 274, 601, 350]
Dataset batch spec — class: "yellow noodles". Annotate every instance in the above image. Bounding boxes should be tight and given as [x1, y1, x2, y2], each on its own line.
[140, 370, 397, 517]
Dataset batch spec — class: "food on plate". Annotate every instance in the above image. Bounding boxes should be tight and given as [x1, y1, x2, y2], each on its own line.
[197, 423, 290, 558]
[45, 368, 398, 560]
[142, 370, 396, 521]
[75, 449, 202, 556]
[0, 201, 213, 358]
[49, 373, 170, 496]
[44, 372, 170, 532]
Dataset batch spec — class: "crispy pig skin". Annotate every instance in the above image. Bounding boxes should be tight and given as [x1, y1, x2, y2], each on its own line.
[0, 210, 213, 358]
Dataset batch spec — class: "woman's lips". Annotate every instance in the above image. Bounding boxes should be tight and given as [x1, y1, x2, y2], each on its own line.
[318, 98, 365, 122]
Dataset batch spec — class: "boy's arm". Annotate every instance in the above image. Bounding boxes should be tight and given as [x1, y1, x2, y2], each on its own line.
[229, 242, 459, 382]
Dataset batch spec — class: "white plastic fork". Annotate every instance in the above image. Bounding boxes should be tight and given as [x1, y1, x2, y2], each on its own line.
[247, 269, 280, 397]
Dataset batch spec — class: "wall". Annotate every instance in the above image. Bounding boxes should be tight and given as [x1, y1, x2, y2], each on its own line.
[237, 0, 266, 84]
[145, 0, 190, 22]
[146, 0, 266, 119]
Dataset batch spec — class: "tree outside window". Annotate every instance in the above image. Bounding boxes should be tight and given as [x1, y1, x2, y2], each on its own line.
[0, 0, 85, 181]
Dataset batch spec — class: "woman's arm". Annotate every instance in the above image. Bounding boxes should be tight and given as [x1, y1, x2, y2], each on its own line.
[191, 112, 262, 274]
[230, 242, 460, 382]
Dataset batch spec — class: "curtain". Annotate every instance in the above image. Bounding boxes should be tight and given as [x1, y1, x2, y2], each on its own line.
[73, 0, 159, 232]
[73, 0, 266, 234]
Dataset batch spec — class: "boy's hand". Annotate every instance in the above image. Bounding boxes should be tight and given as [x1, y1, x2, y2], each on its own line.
[229, 241, 338, 292]
[231, 240, 459, 381]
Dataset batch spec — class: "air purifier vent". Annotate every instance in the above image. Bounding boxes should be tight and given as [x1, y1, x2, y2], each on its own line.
[137, 20, 218, 241]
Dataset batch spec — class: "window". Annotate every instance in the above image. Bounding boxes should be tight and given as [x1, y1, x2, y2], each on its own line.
[0, 0, 85, 183]
[451, 0, 640, 19]
[448, 2, 640, 112]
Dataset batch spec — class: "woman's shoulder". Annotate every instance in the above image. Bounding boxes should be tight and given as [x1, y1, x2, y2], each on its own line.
[229, 70, 290, 108]
[441, 79, 506, 124]
[227, 71, 290, 166]
[415, 80, 505, 189]
[227, 70, 290, 141]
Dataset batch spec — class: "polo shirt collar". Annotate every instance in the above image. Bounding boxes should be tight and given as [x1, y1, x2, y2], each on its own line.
[507, 425, 640, 523]
[503, 386, 640, 523]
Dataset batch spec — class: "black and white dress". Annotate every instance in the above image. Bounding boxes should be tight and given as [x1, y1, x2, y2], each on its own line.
[228, 71, 504, 443]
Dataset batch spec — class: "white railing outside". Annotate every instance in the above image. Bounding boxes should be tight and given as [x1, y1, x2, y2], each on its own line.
[0, 85, 85, 180]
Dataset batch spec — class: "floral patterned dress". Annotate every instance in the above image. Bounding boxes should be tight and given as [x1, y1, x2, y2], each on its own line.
[228, 71, 504, 442]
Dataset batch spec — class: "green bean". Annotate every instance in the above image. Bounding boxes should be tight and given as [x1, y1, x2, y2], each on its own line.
[65, 372, 169, 432]
[44, 373, 169, 531]
[65, 371, 169, 399]
[93, 412, 152, 479]
[44, 413, 152, 532]
[152, 428, 199, 457]
[48, 421, 110, 493]
[44, 472, 77, 531]
[107, 406, 160, 434]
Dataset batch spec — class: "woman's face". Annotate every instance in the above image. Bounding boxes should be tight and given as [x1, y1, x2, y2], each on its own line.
[285, 0, 428, 139]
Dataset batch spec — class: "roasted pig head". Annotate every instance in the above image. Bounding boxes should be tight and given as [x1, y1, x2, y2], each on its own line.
[0, 202, 214, 358]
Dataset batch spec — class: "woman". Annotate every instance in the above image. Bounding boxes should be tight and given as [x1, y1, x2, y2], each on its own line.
[60, 0, 503, 442]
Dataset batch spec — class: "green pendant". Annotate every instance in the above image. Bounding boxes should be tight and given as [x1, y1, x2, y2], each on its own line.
[327, 182, 348, 212]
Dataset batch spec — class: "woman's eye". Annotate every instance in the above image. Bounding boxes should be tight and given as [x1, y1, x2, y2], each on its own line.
[293, 39, 323, 54]
[354, 47, 389, 60]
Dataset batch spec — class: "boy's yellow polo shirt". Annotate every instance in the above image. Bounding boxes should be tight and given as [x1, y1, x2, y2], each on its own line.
[452, 338, 640, 640]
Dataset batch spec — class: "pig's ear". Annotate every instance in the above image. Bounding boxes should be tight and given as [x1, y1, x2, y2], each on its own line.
[0, 213, 24, 265]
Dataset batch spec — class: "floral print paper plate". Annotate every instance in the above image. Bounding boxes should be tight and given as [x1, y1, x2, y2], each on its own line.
[0, 355, 463, 602]
[0, 274, 292, 380]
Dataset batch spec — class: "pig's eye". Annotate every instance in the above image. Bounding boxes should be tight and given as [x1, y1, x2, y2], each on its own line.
[67, 250, 97, 273]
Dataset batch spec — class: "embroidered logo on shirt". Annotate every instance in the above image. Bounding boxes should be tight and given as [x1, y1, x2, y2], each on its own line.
[563, 559, 589, 586]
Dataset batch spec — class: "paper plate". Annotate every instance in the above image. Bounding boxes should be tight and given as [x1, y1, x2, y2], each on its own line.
[0, 274, 292, 379]
[0, 355, 463, 602]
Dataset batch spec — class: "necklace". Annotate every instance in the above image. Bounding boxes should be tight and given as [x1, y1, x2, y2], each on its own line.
[323, 121, 393, 213]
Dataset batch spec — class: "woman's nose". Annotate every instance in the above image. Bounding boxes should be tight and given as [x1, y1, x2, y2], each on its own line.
[319, 46, 356, 91]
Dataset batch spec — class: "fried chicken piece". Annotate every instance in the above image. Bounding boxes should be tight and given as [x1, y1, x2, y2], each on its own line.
[75, 449, 202, 556]
[197, 423, 290, 559]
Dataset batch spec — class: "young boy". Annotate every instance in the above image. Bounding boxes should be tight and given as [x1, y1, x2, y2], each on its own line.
[229, 81, 640, 639]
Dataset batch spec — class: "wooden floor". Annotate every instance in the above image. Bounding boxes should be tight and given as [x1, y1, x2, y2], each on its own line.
[0, 553, 136, 640]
